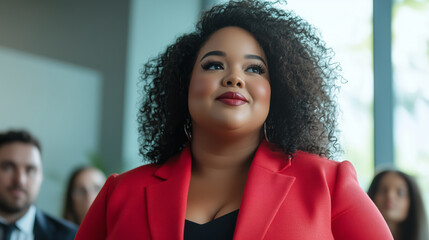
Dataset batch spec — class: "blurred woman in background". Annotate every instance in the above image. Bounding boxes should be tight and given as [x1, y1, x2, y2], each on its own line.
[62, 166, 106, 225]
[368, 169, 429, 240]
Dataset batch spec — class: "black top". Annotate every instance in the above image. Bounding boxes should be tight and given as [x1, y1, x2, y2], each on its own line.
[184, 210, 239, 240]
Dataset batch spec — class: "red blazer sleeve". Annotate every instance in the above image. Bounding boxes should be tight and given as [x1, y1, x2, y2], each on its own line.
[75, 174, 118, 240]
[331, 161, 393, 239]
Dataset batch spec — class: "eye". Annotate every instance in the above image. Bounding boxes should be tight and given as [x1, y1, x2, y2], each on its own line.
[246, 64, 266, 74]
[378, 186, 389, 196]
[0, 162, 14, 172]
[397, 188, 408, 198]
[72, 187, 88, 198]
[26, 166, 37, 176]
[201, 61, 224, 71]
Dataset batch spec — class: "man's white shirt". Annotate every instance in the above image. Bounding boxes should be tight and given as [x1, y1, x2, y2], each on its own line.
[0, 205, 36, 240]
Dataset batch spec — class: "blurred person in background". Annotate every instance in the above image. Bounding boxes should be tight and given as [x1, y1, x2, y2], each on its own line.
[368, 169, 429, 240]
[0, 130, 77, 240]
[62, 166, 106, 225]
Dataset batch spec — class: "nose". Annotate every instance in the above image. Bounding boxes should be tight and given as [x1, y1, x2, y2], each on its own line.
[82, 191, 99, 212]
[222, 71, 245, 88]
[14, 169, 27, 185]
[387, 189, 396, 199]
[88, 192, 98, 204]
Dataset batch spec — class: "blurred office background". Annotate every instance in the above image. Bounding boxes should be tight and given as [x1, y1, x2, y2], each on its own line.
[0, 0, 428, 218]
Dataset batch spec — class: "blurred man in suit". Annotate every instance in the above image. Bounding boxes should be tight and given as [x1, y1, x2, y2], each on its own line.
[0, 130, 77, 240]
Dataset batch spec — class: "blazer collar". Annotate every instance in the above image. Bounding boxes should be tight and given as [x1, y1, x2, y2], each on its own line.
[145, 141, 296, 240]
[233, 140, 296, 240]
[146, 146, 192, 239]
[34, 209, 52, 240]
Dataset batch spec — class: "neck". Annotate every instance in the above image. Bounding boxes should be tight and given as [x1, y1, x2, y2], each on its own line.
[190, 125, 262, 175]
[386, 221, 401, 240]
[0, 207, 29, 223]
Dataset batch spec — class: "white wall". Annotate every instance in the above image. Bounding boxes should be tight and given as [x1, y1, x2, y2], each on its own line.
[0, 0, 203, 217]
[0, 46, 102, 216]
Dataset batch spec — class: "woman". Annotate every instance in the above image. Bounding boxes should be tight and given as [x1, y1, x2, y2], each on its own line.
[62, 166, 106, 225]
[368, 170, 429, 240]
[76, 1, 392, 239]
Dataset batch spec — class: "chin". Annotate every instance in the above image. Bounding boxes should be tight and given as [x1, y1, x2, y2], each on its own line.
[0, 203, 31, 214]
[213, 119, 249, 131]
[384, 213, 406, 224]
[216, 115, 260, 128]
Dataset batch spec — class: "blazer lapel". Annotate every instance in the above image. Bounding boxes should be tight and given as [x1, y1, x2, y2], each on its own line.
[34, 209, 51, 240]
[146, 146, 192, 240]
[234, 141, 296, 240]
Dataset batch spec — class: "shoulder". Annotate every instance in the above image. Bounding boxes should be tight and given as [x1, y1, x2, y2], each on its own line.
[115, 163, 161, 182]
[100, 163, 163, 198]
[291, 151, 352, 174]
[286, 151, 357, 189]
[293, 151, 340, 167]
[108, 163, 161, 185]
[35, 209, 78, 238]
[106, 149, 189, 188]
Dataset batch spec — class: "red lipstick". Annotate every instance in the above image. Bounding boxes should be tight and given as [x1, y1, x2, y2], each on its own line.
[216, 92, 247, 106]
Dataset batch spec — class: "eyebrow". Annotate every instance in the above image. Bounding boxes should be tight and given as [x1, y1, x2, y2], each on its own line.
[245, 54, 267, 66]
[0, 160, 38, 168]
[200, 51, 267, 66]
[0, 160, 15, 167]
[0, 159, 14, 164]
[200, 51, 226, 62]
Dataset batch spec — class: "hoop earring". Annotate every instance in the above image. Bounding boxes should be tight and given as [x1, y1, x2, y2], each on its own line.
[184, 117, 192, 141]
[264, 122, 270, 142]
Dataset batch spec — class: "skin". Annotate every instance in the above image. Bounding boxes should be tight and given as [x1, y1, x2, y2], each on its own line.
[373, 172, 410, 239]
[0, 142, 43, 223]
[71, 168, 106, 224]
[186, 26, 271, 224]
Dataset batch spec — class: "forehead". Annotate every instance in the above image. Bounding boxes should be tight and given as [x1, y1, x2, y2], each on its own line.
[0, 142, 42, 167]
[76, 168, 105, 182]
[380, 172, 408, 188]
[198, 26, 266, 59]
[77, 168, 104, 179]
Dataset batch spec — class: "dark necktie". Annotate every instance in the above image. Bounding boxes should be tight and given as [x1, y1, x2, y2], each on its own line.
[0, 222, 17, 240]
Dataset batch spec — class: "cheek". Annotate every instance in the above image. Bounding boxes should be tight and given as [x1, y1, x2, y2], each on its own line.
[251, 80, 271, 107]
[188, 71, 220, 120]
[73, 196, 85, 207]
[188, 73, 217, 99]
[373, 194, 384, 207]
[0, 174, 9, 185]
[399, 198, 410, 214]
[29, 175, 43, 192]
[73, 199, 85, 215]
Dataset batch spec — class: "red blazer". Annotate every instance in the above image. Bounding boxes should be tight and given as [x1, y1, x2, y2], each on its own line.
[76, 141, 393, 239]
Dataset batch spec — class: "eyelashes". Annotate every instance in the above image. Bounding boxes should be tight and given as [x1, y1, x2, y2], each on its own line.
[201, 61, 267, 75]
[201, 61, 224, 70]
[247, 63, 266, 74]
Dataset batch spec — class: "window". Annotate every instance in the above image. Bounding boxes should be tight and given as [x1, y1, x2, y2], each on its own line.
[393, 0, 429, 214]
[279, 0, 374, 187]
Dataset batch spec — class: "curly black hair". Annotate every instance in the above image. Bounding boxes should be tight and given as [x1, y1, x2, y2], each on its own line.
[138, 0, 342, 164]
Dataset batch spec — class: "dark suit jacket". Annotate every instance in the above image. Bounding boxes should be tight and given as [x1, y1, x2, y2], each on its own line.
[34, 209, 77, 240]
[76, 140, 392, 240]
